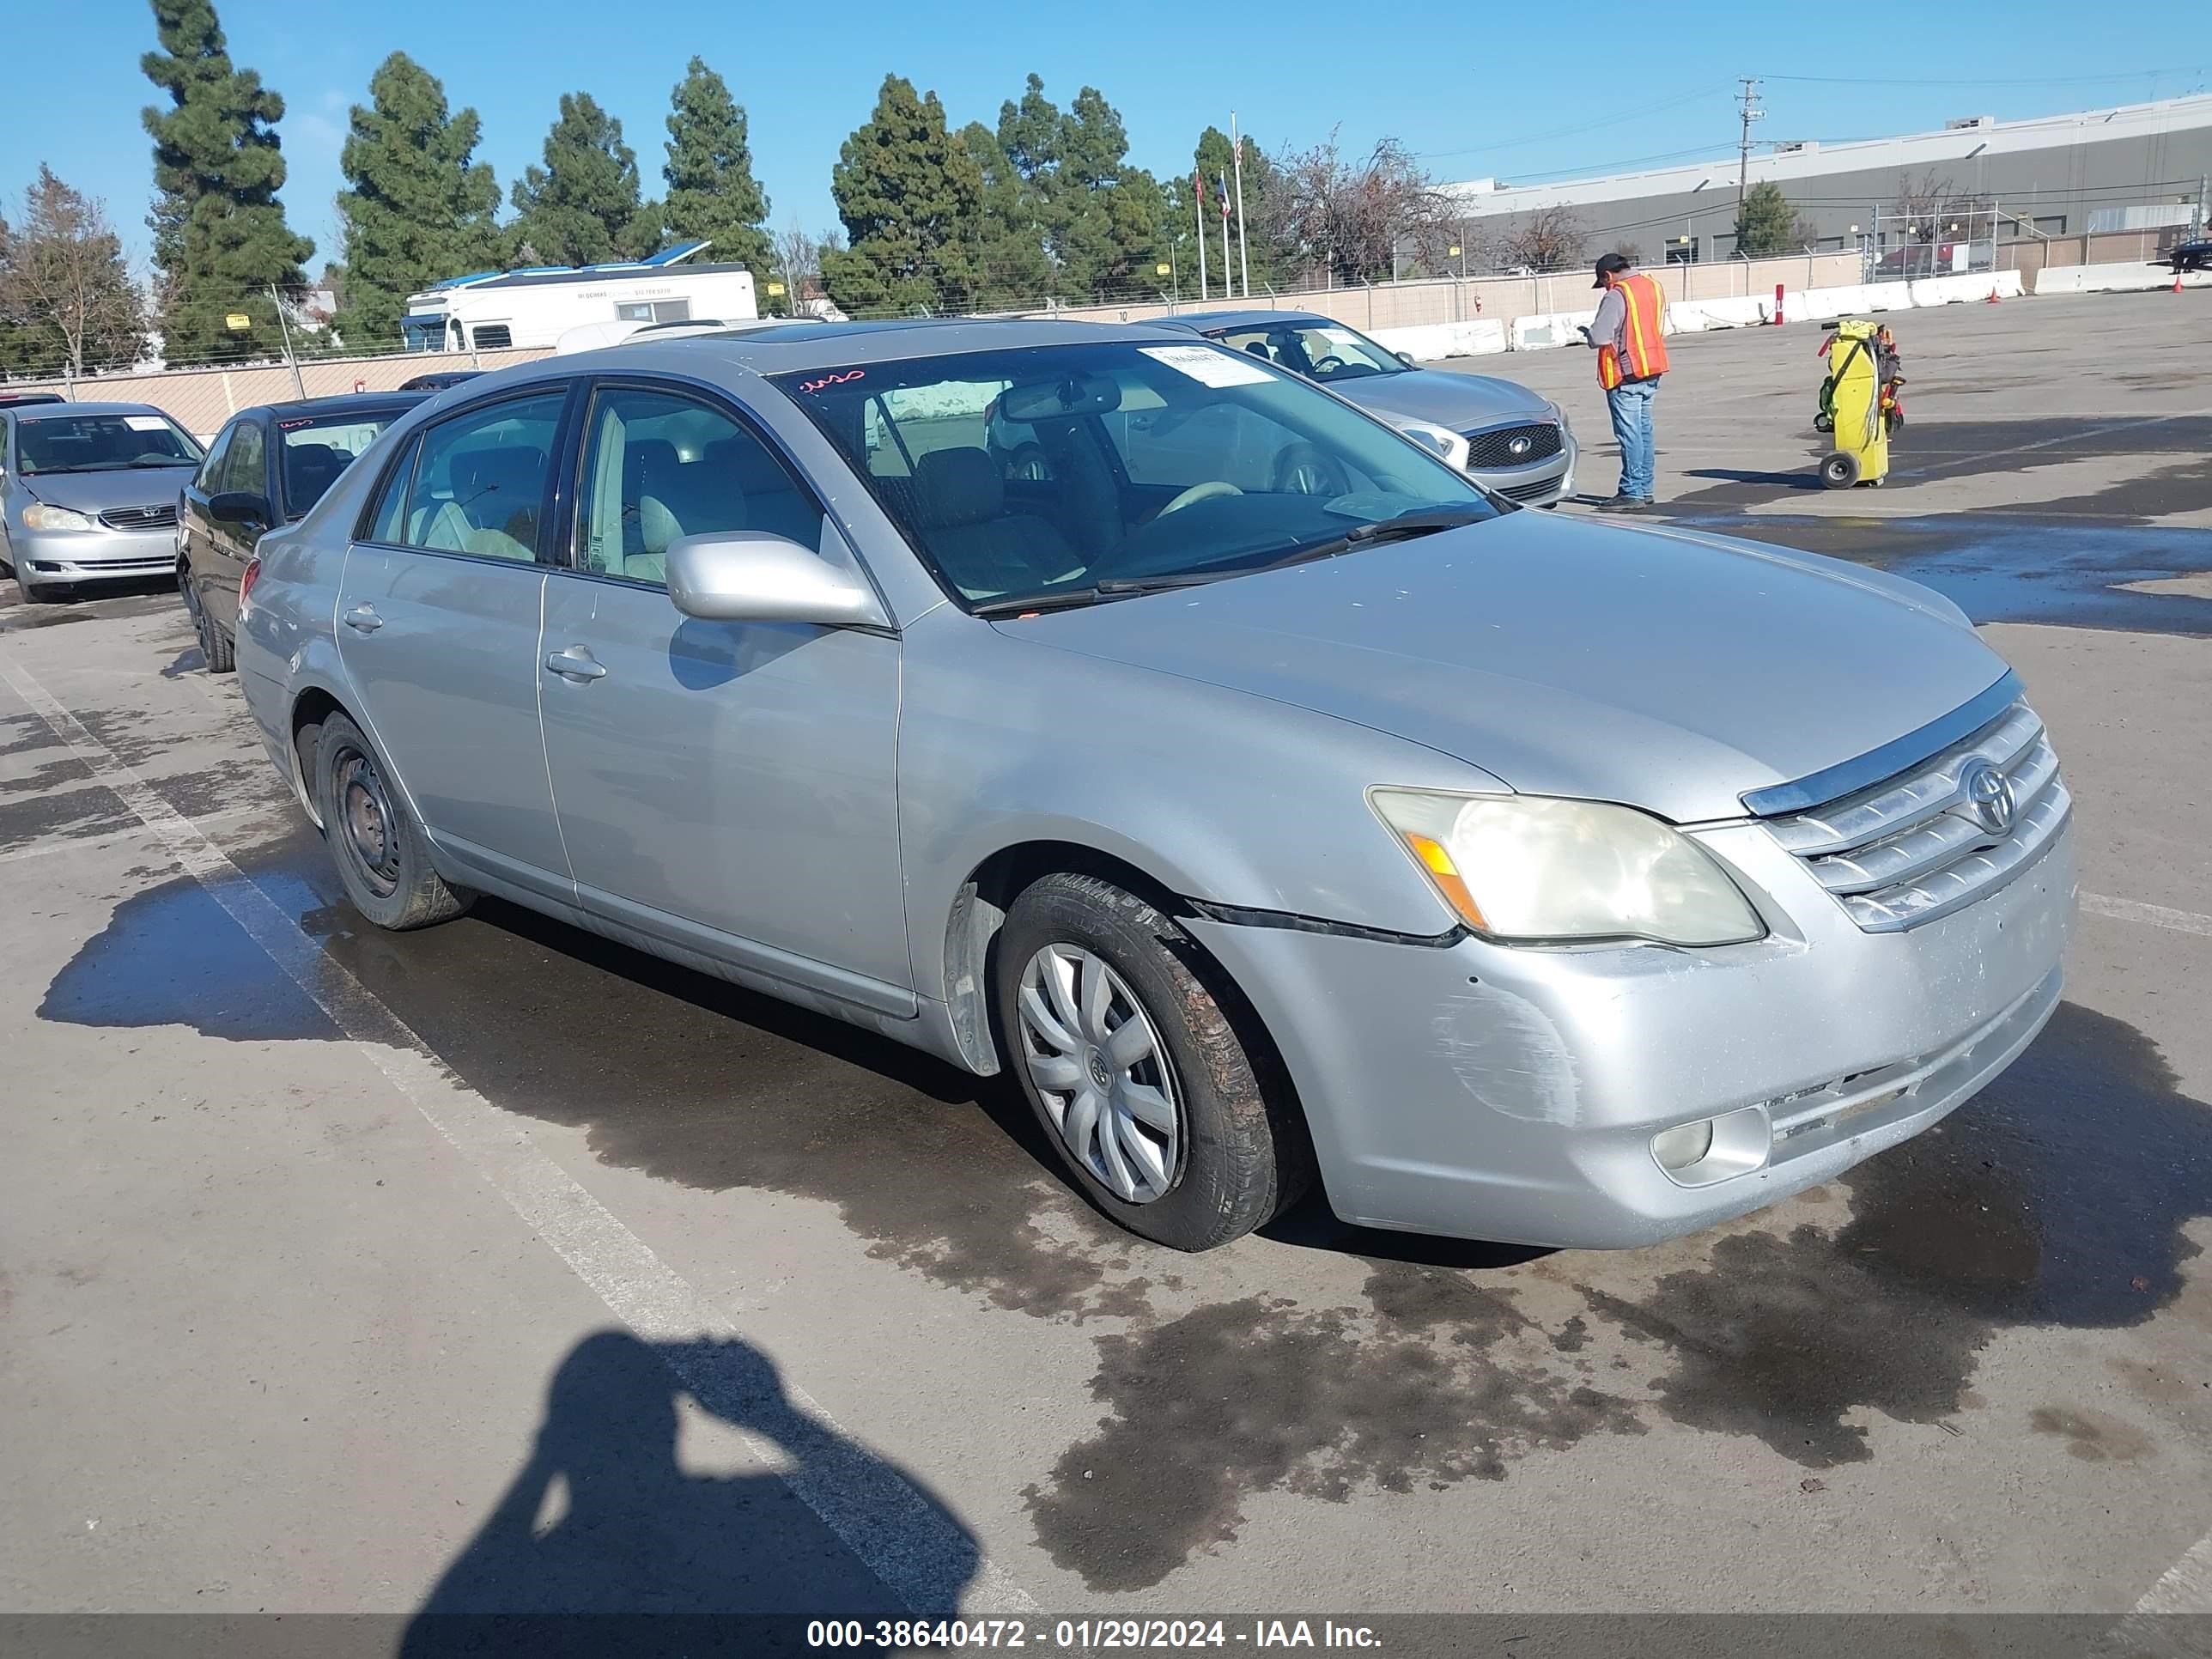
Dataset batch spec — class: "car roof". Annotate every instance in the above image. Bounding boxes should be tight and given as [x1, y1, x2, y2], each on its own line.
[1152, 309, 1338, 333]
[14, 399, 178, 422]
[253, 391, 430, 422]
[594, 315, 1205, 374]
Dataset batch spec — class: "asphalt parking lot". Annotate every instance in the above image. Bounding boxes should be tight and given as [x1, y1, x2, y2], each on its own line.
[2, 289, 2209, 1646]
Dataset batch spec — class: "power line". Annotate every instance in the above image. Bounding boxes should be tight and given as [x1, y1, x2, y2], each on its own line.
[1418, 88, 1730, 161]
[1759, 68, 2209, 88]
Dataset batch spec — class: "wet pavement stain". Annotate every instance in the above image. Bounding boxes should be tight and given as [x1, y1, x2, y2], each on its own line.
[1663, 514, 2212, 635]
[38, 875, 337, 1042]
[1577, 1002, 2212, 1468]
[1023, 1280, 1644, 1592]
[0, 782, 138, 854]
[2028, 1405, 2154, 1463]
[0, 713, 66, 760]
[159, 647, 207, 679]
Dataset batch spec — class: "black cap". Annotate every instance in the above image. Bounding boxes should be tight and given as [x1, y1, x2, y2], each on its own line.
[1593, 252, 1632, 288]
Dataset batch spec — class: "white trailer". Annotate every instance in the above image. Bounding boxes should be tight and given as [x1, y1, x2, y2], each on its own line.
[397, 241, 759, 354]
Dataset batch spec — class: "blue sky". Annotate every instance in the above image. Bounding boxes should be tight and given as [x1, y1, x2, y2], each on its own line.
[6, 0, 2209, 276]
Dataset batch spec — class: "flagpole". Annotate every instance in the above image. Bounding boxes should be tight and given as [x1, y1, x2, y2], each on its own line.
[1231, 112, 1251, 299]
[1194, 170, 1208, 301]
[1218, 171, 1232, 301]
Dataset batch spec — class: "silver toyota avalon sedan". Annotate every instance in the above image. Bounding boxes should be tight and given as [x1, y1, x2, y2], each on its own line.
[234, 319, 2074, 1254]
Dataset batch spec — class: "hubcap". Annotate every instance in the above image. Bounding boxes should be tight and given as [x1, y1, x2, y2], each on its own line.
[1016, 944, 1182, 1205]
[333, 747, 401, 900]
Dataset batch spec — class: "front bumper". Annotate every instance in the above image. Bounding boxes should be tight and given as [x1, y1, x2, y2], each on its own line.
[10, 525, 179, 587]
[1183, 806, 2075, 1249]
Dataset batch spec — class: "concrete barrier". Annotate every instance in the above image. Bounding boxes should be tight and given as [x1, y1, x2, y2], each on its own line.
[1510, 311, 1597, 351]
[2032, 260, 2212, 295]
[1370, 319, 1509, 360]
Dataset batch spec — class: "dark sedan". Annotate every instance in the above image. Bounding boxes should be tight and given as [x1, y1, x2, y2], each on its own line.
[178, 391, 426, 671]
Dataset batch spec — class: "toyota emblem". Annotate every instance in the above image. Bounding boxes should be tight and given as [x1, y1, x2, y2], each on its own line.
[1957, 759, 2017, 836]
[1508, 435, 1532, 458]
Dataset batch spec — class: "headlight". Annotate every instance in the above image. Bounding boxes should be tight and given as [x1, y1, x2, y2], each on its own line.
[21, 503, 97, 532]
[1370, 788, 1765, 946]
[1389, 418, 1471, 472]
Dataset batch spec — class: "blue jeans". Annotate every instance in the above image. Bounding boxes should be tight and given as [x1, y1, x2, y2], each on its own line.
[1606, 377, 1658, 501]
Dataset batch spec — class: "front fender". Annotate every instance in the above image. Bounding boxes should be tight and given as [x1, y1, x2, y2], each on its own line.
[896, 611, 1503, 1003]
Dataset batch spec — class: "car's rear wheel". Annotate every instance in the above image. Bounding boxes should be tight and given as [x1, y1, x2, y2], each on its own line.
[179, 568, 234, 672]
[995, 872, 1308, 1251]
[313, 712, 471, 931]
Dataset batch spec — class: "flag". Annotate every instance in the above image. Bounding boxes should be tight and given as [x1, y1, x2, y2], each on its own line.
[1218, 173, 1231, 218]
[1193, 169, 1205, 205]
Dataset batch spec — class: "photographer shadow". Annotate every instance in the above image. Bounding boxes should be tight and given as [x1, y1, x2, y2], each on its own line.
[400, 1330, 977, 1654]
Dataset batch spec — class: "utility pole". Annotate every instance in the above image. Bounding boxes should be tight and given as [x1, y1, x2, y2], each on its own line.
[269, 283, 307, 399]
[1231, 110, 1251, 300]
[1735, 77, 1764, 253]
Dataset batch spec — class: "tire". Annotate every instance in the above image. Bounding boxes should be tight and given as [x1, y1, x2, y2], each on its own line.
[1820, 451, 1861, 490]
[994, 871, 1310, 1251]
[1813, 412, 1833, 434]
[313, 712, 471, 931]
[178, 566, 233, 672]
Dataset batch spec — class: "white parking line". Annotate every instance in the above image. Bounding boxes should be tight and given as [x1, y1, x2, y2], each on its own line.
[2097, 1528, 2212, 1656]
[2081, 891, 2212, 941]
[0, 649, 1036, 1620]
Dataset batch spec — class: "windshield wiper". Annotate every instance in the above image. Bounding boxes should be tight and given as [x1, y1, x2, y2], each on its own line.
[969, 587, 1115, 618]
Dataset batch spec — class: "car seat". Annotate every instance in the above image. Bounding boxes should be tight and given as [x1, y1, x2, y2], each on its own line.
[909, 447, 1079, 599]
[282, 443, 348, 516]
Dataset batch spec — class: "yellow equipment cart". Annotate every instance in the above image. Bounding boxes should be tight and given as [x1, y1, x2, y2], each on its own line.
[1819, 319, 1889, 489]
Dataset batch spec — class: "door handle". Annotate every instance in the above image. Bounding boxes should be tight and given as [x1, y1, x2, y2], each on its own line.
[544, 647, 608, 681]
[343, 604, 383, 633]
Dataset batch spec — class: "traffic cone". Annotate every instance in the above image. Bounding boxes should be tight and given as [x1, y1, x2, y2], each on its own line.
[1986, 287, 2002, 302]
[2175, 273, 2187, 294]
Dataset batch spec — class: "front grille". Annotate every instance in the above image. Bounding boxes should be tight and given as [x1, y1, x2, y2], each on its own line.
[1492, 477, 1559, 503]
[1759, 699, 2070, 932]
[1464, 422, 1563, 471]
[99, 503, 178, 531]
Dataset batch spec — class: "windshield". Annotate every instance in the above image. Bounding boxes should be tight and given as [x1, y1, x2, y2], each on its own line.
[276, 409, 408, 515]
[400, 313, 450, 353]
[1208, 320, 1408, 384]
[774, 340, 1495, 611]
[15, 412, 203, 475]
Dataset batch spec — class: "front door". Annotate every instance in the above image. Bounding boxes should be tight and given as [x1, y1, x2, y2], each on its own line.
[335, 387, 573, 899]
[537, 380, 911, 1010]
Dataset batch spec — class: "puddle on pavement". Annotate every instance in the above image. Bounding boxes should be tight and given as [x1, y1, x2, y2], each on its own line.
[38, 830, 2212, 1590]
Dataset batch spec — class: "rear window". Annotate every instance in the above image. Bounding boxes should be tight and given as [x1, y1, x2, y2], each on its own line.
[16, 412, 203, 476]
[276, 409, 410, 517]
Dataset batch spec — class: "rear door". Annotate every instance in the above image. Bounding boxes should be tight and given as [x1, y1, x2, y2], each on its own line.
[536, 377, 911, 1007]
[334, 386, 575, 902]
[200, 417, 269, 636]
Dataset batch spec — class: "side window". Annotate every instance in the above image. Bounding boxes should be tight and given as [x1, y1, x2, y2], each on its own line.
[471, 324, 512, 350]
[365, 434, 421, 544]
[398, 392, 564, 562]
[574, 386, 823, 586]
[194, 424, 236, 493]
[224, 421, 266, 498]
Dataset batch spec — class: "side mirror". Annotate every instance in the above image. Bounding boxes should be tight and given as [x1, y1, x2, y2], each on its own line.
[209, 490, 271, 529]
[1396, 350, 1417, 365]
[664, 530, 888, 629]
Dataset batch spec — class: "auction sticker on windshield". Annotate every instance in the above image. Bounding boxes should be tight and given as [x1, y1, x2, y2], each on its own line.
[1140, 345, 1273, 388]
[125, 416, 170, 431]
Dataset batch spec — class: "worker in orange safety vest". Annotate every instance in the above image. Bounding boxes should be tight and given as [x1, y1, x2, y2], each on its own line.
[1579, 252, 1670, 511]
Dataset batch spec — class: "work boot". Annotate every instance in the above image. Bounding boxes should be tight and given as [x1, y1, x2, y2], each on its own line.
[1596, 494, 1649, 514]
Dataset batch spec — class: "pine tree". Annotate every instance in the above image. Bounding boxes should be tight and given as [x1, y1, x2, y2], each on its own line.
[1734, 180, 1798, 258]
[823, 76, 982, 316]
[961, 121, 1050, 310]
[1053, 87, 1159, 301]
[508, 93, 658, 267]
[661, 58, 775, 297]
[331, 53, 501, 350]
[0, 167, 149, 375]
[140, 0, 314, 363]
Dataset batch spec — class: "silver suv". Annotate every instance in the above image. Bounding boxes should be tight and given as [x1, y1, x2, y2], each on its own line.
[235, 319, 2074, 1253]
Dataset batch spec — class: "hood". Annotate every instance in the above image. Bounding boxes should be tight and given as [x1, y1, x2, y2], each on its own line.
[1332, 368, 1553, 432]
[997, 514, 2008, 823]
[17, 464, 196, 516]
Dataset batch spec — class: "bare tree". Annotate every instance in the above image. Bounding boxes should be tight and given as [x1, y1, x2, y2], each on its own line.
[1499, 205, 1585, 272]
[1267, 130, 1454, 285]
[2, 167, 146, 376]
[1611, 240, 1645, 265]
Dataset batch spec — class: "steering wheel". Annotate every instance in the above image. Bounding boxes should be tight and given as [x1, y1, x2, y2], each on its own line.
[1311, 356, 1347, 375]
[1158, 480, 1243, 515]
[1273, 443, 1351, 497]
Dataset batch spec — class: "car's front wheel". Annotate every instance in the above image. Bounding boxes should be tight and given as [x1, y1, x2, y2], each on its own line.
[995, 872, 1308, 1251]
[313, 712, 471, 931]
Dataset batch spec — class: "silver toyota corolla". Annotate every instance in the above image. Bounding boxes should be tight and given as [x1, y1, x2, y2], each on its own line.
[2, 401, 205, 602]
[235, 319, 2074, 1254]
